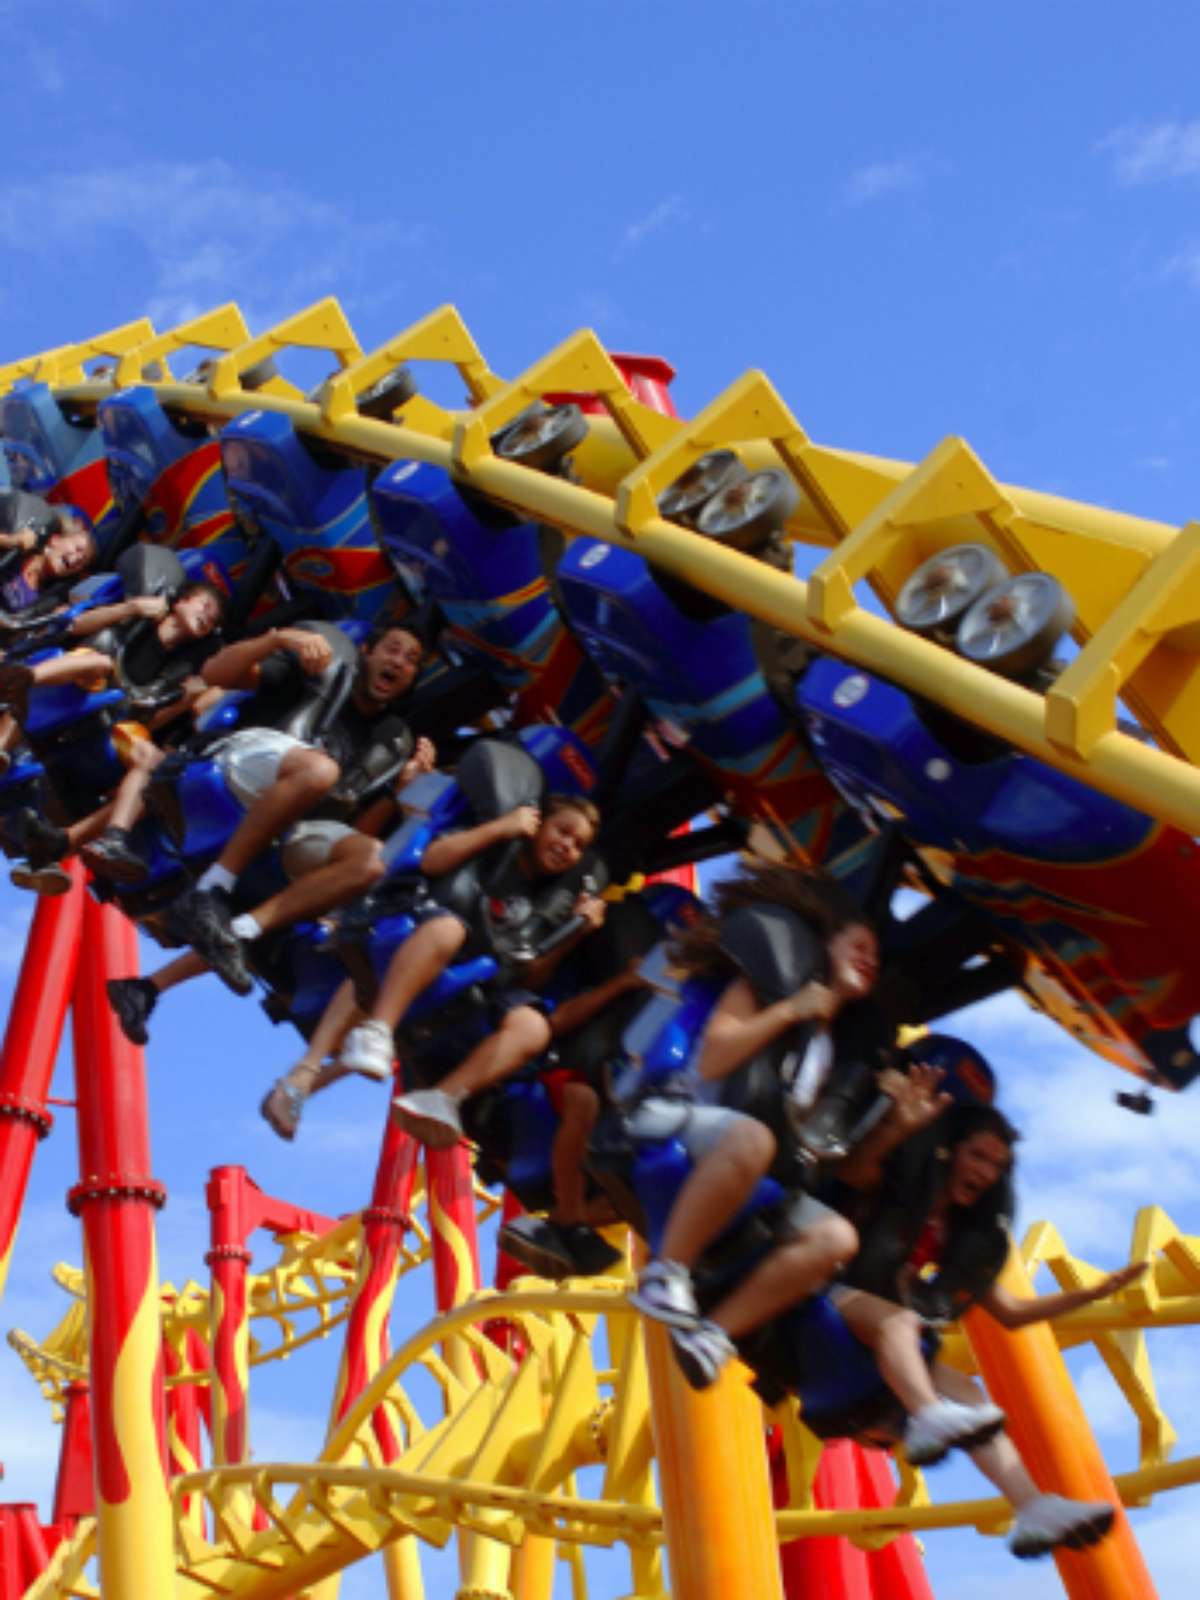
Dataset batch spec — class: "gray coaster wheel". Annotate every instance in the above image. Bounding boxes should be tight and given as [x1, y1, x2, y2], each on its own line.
[493, 404, 588, 472]
[657, 449, 749, 525]
[895, 543, 1008, 640]
[694, 467, 800, 553]
[357, 365, 417, 422]
[955, 571, 1075, 678]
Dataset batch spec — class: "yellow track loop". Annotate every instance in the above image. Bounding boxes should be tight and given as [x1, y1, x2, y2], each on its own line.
[7, 296, 1200, 829]
[8, 1184, 501, 1414]
[12, 1205, 1200, 1598]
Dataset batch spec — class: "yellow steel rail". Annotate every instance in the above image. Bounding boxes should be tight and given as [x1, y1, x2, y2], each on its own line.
[16, 1201, 1200, 1598]
[7, 296, 1200, 831]
[7, 1183, 502, 1415]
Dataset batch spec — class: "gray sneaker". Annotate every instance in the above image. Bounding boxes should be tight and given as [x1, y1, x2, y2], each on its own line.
[628, 1259, 700, 1329]
[1008, 1494, 1115, 1559]
[391, 1086, 463, 1148]
[903, 1398, 1006, 1468]
[668, 1318, 737, 1390]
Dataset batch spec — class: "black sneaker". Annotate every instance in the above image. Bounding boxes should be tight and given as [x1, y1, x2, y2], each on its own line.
[175, 886, 253, 997]
[81, 827, 149, 884]
[106, 977, 159, 1046]
[22, 813, 69, 870]
[560, 1224, 624, 1278]
[497, 1215, 577, 1280]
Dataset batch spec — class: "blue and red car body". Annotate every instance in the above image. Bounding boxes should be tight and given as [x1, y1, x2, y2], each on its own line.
[370, 459, 616, 747]
[0, 380, 120, 543]
[554, 536, 863, 866]
[798, 656, 1200, 1089]
[97, 387, 250, 586]
[218, 409, 395, 622]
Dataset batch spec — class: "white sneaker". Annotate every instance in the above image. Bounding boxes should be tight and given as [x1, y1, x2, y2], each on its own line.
[1009, 1494, 1115, 1559]
[338, 1020, 395, 1081]
[628, 1259, 700, 1329]
[1011, 1491, 1126, 1555]
[391, 1087, 463, 1149]
[903, 1398, 1006, 1468]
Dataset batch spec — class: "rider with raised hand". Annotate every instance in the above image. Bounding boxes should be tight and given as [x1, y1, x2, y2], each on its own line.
[102, 621, 435, 1041]
[0, 581, 225, 725]
[0, 509, 96, 619]
[153, 620, 427, 992]
[830, 1076, 1147, 1560]
[626, 864, 880, 1389]
[341, 794, 607, 1140]
[1, 581, 229, 885]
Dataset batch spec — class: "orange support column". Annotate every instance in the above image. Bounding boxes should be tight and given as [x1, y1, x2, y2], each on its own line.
[0, 866, 84, 1305]
[643, 1325, 785, 1600]
[68, 893, 175, 1598]
[964, 1249, 1157, 1600]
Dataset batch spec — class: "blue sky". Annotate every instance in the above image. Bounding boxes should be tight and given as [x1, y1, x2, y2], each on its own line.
[2, 1, 1200, 1594]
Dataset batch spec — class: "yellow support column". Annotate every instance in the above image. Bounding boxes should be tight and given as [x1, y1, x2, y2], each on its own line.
[964, 1248, 1158, 1600]
[509, 1531, 556, 1600]
[642, 1321, 785, 1600]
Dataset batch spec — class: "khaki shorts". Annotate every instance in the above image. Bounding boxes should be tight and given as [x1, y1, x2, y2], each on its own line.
[280, 819, 357, 880]
[214, 728, 307, 807]
[624, 1097, 751, 1161]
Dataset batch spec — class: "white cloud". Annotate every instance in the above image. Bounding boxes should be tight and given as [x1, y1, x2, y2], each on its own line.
[845, 158, 921, 205]
[1100, 120, 1200, 186]
[621, 194, 688, 249]
[0, 160, 428, 334]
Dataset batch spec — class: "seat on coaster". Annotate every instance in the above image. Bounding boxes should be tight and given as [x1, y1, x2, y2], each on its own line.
[741, 1292, 939, 1438]
[2, 380, 118, 544]
[220, 410, 394, 622]
[355, 726, 602, 978]
[468, 1080, 562, 1213]
[370, 458, 613, 737]
[98, 387, 248, 574]
[554, 534, 860, 862]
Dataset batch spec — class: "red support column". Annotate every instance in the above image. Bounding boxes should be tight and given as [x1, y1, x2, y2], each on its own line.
[50, 1380, 95, 1531]
[424, 1144, 483, 1386]
[0, 866, 84, 1305]
[425, 1143, 513, 1600]
[328, 1110, 421, 1448]
[325, 1106, 425, 1600]
[163, 1329, 204, 1533]
[205, 1165, 253, 1477]
[0, 1504, 53, 1598]
[68, 892, 174, 1597]
[774, 1437, 933, 1599]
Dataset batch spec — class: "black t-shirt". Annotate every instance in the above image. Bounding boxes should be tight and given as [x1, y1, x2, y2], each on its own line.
[118, 625, 218, 694]
[242, 648, 410, 814]
[428, 839, 580, 963]
[241, 648, 310, 729]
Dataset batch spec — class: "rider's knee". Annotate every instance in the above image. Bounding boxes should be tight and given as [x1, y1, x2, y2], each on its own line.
[502, 1004, 552, 1054]
[286, 747, 339, 795]
[731, 1116, 776, 1172]
[812, 1213, 858, 1273]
